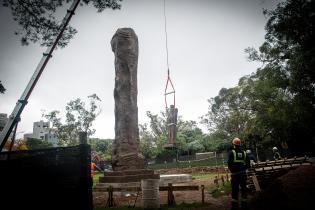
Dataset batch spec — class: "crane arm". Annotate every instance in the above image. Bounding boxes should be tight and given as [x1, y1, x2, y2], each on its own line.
[0, 0, 81, 152]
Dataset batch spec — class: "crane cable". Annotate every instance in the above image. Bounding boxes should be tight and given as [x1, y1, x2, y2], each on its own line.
[164, 0, 170, 72]
[163, 0, 176, 110]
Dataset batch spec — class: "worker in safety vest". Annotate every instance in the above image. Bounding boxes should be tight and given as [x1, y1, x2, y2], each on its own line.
[272, 147, 282, 160]
[228, 138, 250, 210]
[91, 162, 97, 186]
[246, 149, 257, 166]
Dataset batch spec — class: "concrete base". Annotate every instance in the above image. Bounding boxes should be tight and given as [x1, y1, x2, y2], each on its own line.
[159, 174, 192, 186]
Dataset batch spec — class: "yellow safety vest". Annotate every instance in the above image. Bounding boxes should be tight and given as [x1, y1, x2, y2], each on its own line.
[232, 150, 246, 165]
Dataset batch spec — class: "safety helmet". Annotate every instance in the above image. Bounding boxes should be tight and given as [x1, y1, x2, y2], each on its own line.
[232, 138, 241, 146]
[246, 149, 251, 154]
[272, 147, 278, 151]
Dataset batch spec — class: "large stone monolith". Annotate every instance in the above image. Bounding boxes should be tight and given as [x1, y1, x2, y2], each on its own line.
[111, 28, 144, 171]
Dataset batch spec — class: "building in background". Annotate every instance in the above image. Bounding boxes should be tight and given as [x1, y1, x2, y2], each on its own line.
[24, 120, 58, 146]
[0, 113, 8, 132]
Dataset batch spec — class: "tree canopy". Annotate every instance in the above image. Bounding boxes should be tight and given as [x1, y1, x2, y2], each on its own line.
[1, 0, 122, 47]
[202, 0, 315, 156]
[0, 81, 5, 94]
[43, 94, 101, 146]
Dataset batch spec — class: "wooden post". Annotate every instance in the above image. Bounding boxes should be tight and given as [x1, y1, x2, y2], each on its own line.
[201, 185, 205, 204]
[252, 175, 261, 192]
[106, 186, 114, 207]
[214, 176, 219, 187]
[167, 183, 175, 206]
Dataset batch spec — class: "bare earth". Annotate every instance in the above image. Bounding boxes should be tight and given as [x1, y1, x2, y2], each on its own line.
[93, 176, 231, 210]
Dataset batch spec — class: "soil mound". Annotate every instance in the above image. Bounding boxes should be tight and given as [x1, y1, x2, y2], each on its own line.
[249, 165, 315, 210]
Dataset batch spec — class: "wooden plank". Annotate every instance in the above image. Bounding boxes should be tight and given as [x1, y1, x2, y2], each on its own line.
[99, 173, 160, 183]
[103, 169, 154, 176]
[94, 185, 199, 192]
[252, 175, 261, 192]
[94, 187, 141, 192]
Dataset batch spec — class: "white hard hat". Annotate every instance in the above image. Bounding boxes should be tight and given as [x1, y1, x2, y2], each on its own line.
[246, 150, 251, 154]
[273, 147, 278, 151]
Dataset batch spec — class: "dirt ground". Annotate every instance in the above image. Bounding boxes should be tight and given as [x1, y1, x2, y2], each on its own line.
[93, 175, 231, 210]
[93, 165, 315, 209]
[249, 165, 315, 210]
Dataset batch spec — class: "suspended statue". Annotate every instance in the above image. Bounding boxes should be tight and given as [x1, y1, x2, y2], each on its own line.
[163, 0, 178, 149]
[165, 104, 178, 148]
[164, 69, 178, 149]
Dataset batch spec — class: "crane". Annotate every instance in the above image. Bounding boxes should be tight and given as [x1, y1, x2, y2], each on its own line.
[0, 0, 81, 152]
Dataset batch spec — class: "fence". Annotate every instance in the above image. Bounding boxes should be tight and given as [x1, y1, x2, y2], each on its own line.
[0, 143, 92, 210]
[178, 152, 228, 165]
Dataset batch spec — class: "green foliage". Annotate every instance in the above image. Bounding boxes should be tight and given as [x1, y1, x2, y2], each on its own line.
[0, 81, 5, 94]
[43, 94, 101, 146]
[89, 138, 112, 160]
[92, 171, 102, 187]
[139, 123, 157, 160]
[192, 172, 224, 179]
[209, 181, 231, 198]
[140, 111, 212, 161]
[26, 138, 53, 150]
[1, 0, 122, 47]
[202, 0, 315, 156]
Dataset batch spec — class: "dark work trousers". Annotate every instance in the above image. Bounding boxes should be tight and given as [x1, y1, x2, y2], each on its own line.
[231, 172, 247, 209]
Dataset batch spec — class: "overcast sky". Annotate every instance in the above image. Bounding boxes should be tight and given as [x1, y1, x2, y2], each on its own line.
[0, 0, 279, 139]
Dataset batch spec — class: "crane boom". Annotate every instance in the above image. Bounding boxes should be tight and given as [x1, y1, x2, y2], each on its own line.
[0, 0, 81, 152]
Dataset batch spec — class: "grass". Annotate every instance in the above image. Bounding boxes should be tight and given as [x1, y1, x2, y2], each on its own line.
[93, 171, 103, 187]
[147, 158, 226, 170]
[191, 172, 224, 179]
[208, 181, 231, 198]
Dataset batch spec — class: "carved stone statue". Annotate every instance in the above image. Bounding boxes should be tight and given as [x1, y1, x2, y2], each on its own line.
[111, 28, 144, 171]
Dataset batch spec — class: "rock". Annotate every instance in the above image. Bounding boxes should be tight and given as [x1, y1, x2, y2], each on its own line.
[111, 28, 144, 171]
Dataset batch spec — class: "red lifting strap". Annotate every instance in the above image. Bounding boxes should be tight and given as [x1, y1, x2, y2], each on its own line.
[164, 69, 176, 110]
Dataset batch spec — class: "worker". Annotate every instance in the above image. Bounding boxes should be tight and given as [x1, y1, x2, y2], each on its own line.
[246, 149, 257, 165]
[228, 138, 250, 210]
[272, 147, 282, 160]
[91, 161, 97, 186]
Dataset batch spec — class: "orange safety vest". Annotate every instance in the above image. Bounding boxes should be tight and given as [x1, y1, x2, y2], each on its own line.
[91, 162, 96, 177]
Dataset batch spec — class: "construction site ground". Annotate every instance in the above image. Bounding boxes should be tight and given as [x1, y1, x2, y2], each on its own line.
[93, 164, 315, 210]
[93, 169, 232, 210]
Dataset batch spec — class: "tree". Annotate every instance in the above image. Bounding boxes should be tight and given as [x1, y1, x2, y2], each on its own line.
[1, 0, 122, 47]
[43, 94, 101, 146]
[0, 81, 5, 94]
[245, 0, 315, 155]
[201, 83, 255, 144]
[3, 138, 28, 151]
[202, 0, 315, 156]
[26, 138, 53, 150]
[139, 123, 157, 161]
[140, 111, 206, 160]
[89, 138, 113, 160]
